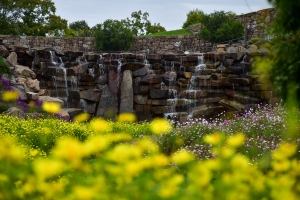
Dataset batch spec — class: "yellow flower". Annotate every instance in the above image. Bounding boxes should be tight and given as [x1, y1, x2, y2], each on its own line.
[204, 132, 224, 145]
[117, 113, 137, 122]
[149, 118, 172, 135]
[226, 133, 245, 148]
[172, 149, 195, 165]
[90, 118, 111, 132]
[1, 91, 19, 102]
[33, 159, 65, 179]
[230, 154, 249, 169]
[42, 101, 61, 114]
[73, 113, 90, 123]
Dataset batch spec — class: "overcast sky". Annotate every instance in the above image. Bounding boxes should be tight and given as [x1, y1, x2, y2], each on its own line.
[52, 0, 272, 31]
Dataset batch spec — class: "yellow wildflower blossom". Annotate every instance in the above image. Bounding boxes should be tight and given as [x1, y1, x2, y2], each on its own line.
[1, 91, 19, 102]
[42, 101, 61, 114]
[204, 132, 224, 145]
[90, 118, 111, 132]
[149, 118, 172, 135]
[172, 149, 195, 165]
[73, 113, 90, 123]
[226, 133, 245, 148]
[117, 112, 137, 122]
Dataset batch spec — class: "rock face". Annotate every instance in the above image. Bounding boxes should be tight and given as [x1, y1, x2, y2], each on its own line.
[96, 85, 118, 119]
[119, 70, 133, 113]
[0, 43, 278, 122]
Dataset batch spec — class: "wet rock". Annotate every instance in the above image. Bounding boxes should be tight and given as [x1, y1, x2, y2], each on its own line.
[133, 66, 150, 77]
[57, 109, 70, 120]
[219, 99, 245, 111]
[8, 45, 29, 52]
[121, 63, 144, 72]
[39, 96, 64, 107]
[6, 52, 18, 66]
[190, 105, 224, 118]
[229, 78, 253, 84]
[65, 108, 83, 120]
[3, 107, 25, 118]
[147, 54, 163, 60]
[120, 70, 133, 113]
[80, 89, 102, 102]
[14, 65, 36, 78]
[150, 89, 171, 99]
[226, 46, 237, 53]
[162, 71, 177, 85]
[26, 78, 40, 92]
[133, 85, 149, 94]
[134, 95, 148, 104]
[26, 92, 39, 100]
[151, 99, 169, 106]
[96, 85, 118, 118]
[0, 45, 9, 58]
[94, 76, 108, 85]
[11, 85, 28, 101]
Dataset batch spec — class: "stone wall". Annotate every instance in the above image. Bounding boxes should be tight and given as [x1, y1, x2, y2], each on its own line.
[0, 35, 96, 52]
[236, 8, 276, 40]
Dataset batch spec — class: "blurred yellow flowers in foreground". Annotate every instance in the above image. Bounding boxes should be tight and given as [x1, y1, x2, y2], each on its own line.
[117, 112, 137, 122]
[149, 118, 173, 135]
[42, 102, 61, 114]
[1, 91, 19, 102]
[73, 113, 90, 123]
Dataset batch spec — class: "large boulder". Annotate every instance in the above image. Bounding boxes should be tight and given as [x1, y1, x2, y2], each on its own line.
[39, 96, 64, 107]
[0, 45, 9, 58]
[5, 52, 18, 66]
[80, 89, 102, 102]
[14, 65, 36, 78]
[96, 85, 118, 118]
[119, 70, 133, 113]
[3, 107, 25, 119]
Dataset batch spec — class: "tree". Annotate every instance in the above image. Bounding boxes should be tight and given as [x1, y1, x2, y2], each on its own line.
[256, 0, 300, 109]
[199, 11, 244, 43]
[182, 9, 205, 29]
[0, 0, 67, 36]
[93, 19, 134, 51]
[146, 23, 166, 34]
[69, 20, 91, 37]
[121, 10, 151, 36]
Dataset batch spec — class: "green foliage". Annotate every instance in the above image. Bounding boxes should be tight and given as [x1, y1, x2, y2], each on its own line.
[93, 19, 134, 51]
[0, 0, 67, 36]
[256, 0, 300, 109]
[122, 10, 151, 36]
[199, 11, 244, 43]
[69, 20, 91, 37]
[143, 29, 192, 37]
[182, 8, 205, 28]
[0, 56, 11, 77]
[146, 23, 166, 35]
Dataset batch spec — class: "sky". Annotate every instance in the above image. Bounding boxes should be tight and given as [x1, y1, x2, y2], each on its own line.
[52, 0, 272, 31]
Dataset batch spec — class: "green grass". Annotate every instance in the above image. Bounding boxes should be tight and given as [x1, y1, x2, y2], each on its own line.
[141, 28, 192, 37]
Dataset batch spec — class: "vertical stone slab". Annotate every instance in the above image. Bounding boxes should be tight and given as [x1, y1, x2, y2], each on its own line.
[96, 85, 118, 119]
[119, 70, 133, 113]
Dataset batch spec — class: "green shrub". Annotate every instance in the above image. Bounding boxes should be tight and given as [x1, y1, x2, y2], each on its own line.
[93, 19, 134, 51]
[0, 56, 11, 77]
[199, 11, 244, 43]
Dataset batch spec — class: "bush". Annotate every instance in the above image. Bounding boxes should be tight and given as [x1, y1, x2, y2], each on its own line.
[93, 19, 134, 51]
[182, 9, 205, 29]
[199, 11, 244, 43]
[0, 56, 11, 78]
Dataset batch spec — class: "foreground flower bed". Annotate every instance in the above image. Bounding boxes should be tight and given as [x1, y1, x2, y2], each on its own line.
[0, 106, 300, 199]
